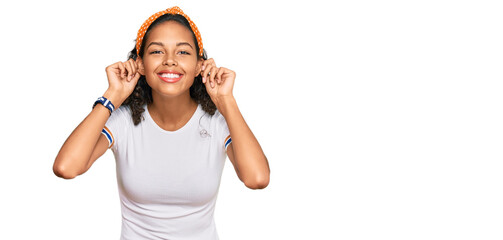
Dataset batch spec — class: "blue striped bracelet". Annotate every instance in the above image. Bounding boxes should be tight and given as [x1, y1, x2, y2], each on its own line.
[93, 96, 115, 115]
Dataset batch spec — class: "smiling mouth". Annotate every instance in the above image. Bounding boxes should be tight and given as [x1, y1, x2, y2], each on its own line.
[158, 73, 183, 83]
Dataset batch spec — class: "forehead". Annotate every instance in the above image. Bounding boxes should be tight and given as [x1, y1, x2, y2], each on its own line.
[145, 21, 195, 46]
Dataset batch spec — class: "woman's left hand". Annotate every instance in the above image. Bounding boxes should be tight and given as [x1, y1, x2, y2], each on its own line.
[200, 58, 235, 105]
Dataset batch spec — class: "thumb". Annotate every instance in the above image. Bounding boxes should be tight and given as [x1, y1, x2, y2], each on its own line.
[203, 75, 214, 90]
[130, 72, 141, 83]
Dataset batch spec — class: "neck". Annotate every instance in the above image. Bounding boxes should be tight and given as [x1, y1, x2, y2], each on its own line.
[148, 90, 198, 126]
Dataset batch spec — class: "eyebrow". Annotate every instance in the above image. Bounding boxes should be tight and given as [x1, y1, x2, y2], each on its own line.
[146, 41, 194, 49]
[147, 42, 164, 48]
[176, 42, 194, 49]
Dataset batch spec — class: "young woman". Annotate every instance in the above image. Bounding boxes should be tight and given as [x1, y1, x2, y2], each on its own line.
[53, 6, 270, 239]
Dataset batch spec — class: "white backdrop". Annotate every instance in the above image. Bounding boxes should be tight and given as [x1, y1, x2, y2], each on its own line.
[0, 0, 502, 239]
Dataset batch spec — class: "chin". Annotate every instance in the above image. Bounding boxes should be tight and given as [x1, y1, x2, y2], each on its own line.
[148, 75, 195, 95]
[154, 86, 192, 98]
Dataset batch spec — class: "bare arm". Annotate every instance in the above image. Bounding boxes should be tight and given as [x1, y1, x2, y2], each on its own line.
[200, 61, 270, 189]
[53, 58, 141, 179]
[218, 96, 270, 189]
[53, 91, 123, 179]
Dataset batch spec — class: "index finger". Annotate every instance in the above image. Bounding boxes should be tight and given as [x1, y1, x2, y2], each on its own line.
[202, 58, 215, 70]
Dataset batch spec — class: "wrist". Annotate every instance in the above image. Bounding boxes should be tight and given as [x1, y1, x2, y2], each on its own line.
[215, 95, 237, 116]
[216, 95, 235, 104]
[103, 89, 125, 109]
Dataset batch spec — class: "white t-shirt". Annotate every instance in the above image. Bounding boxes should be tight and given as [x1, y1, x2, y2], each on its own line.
[101, 103, 232, 240]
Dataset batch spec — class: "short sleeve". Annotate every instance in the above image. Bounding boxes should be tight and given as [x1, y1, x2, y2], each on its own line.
[215, 110, 232, 151]
[101, 105, 130, 151]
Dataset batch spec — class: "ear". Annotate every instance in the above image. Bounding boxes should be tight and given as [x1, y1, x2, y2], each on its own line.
[137, 57, 145, 75]
[196, 58, 203, 76]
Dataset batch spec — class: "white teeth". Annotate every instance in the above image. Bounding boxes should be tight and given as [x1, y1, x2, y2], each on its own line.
[160, 73, 180, 78]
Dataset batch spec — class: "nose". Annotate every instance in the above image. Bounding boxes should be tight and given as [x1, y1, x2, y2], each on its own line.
[162, 53, 177, 66]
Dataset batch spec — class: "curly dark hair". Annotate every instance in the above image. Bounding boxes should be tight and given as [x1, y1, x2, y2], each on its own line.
[121, 13, 216, 125]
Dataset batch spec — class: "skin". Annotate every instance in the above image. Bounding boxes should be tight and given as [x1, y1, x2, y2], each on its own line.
[138, 21, 203, 130]
[54, 20, 270, 189]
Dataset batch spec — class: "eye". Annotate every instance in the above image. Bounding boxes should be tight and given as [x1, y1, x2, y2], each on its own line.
[149, 50, 163, 54]
[178, 51, 190, 55]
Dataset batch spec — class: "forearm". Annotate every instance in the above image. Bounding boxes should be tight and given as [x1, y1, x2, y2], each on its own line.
[217, 96, 270, 184]
[53, 90, 123, 178]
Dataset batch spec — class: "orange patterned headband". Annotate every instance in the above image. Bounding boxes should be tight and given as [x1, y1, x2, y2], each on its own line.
[136, 6, 204, 57]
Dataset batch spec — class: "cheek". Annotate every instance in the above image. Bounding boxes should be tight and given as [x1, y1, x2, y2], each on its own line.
[144, 58, 160, 72]
[181, 60, 198, 75]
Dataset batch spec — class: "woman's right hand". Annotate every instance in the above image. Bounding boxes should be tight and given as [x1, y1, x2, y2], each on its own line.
[105, 58, 141, 104]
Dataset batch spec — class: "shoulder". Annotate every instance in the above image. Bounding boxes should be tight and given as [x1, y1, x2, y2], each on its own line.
[117, 105, 133, 115]
[198, 107, 227, 130]
[199, 105, 222, 121]
[117, 105, 132, 116]
[210, 107, 226, 120]
[212, 108, 230, 131]
[108, 105, 134, 124]
[213, 108, 224, 119]
[207, 108, 227, 126]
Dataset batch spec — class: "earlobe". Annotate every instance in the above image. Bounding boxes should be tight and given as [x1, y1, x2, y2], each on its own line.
[137, 57, 145, 75]
[197, 59, 203, 76]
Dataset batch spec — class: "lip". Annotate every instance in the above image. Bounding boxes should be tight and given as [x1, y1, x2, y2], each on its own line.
[157, 70, 184, 83]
